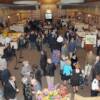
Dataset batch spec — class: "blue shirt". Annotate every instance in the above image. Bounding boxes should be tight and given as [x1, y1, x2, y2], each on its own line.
[63, 64, 72, 76]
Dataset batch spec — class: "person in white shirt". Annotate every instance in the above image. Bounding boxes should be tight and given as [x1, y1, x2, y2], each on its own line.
[21, 61, 32, 77]
[84, 64, 92, 85]
[91, 75, 100, 96]
[0, 55, 7, 71]
[4, 36, 12, 46]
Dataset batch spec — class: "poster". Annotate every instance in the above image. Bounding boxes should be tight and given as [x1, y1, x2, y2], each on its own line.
[85, 35, 96, 45]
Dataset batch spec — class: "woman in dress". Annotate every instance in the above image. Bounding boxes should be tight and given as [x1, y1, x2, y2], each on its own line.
[71, 62, 81, 93]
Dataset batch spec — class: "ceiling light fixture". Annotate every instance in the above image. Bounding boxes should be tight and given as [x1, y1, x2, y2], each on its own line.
[13, 0, 40, 5]
[58, 0, 84, 5]
[61, 0, 84, 4]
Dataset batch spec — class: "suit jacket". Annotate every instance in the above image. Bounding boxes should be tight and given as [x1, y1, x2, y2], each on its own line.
[4, 80, 17, 99]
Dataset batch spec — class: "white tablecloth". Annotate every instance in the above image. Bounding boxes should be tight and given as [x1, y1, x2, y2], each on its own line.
[10, 24, 24, 33]
[75, 23, 89, 32]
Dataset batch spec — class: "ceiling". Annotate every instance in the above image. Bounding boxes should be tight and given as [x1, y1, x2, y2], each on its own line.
[0, 0, 100, 9]
[0, 0, 99, 4]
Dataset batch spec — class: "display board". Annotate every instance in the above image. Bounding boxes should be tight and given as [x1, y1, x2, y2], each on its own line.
[85, 35, 96, 45]
[45, 13, 53, 20]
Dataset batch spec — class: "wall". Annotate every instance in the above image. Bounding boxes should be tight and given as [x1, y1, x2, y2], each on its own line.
[0, 5, 100, 26]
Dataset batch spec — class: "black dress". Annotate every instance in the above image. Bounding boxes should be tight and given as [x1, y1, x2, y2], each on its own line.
[71, 71, 80, 86]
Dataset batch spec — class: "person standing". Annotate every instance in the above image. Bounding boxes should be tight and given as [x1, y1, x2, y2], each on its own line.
[21, 61, 32, 77]
[60, 55, 67, 81]
[40, 50, 47, 76]
[0, 55, 9, 85]
[71, 53, 78, 70]
[46, 58, 56, 90]
[91, 75, 100, 96]
[68, 38, 76, 58]
[71, 64, 81, 93]
[29, 31, 37, 49]
[51, 49, 61, 67]
[56, 35, 64, 51]
[36, 35, 42, 51]
[22, 77, 32, 100]
[92, 56, 100, 80]
[33, 65, 43, 86]
[84, 64, 92, 85]
[62, 59, 73, 85]
[4, 76, 19, 100]
[61, 43, 68, 57]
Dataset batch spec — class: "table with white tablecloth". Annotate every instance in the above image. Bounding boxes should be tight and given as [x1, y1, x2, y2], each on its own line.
[75, 23, 89, 31]
[9, 24, 24, 33]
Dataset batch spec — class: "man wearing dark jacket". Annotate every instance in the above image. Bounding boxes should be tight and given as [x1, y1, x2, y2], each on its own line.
[4, 76, 19, 100]
[46, 58, 56, 90]
[40, 50, 47, 76]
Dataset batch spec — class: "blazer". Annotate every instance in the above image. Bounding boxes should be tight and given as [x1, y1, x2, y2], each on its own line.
[4, 80, 17, 99]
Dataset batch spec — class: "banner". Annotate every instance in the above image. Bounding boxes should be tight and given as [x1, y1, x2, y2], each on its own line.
[85, 35, 96, 45]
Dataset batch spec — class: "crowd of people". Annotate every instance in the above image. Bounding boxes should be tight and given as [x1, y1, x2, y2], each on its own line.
[0, 16, 100, 100]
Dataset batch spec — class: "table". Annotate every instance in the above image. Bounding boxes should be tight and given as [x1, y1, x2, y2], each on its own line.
[9, 24, 24, 33]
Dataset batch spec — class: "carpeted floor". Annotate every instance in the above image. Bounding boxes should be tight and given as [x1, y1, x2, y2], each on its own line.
[0, 45, 95, 100]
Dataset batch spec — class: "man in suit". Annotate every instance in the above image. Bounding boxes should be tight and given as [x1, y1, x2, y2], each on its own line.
[4, 76, 19, 100]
